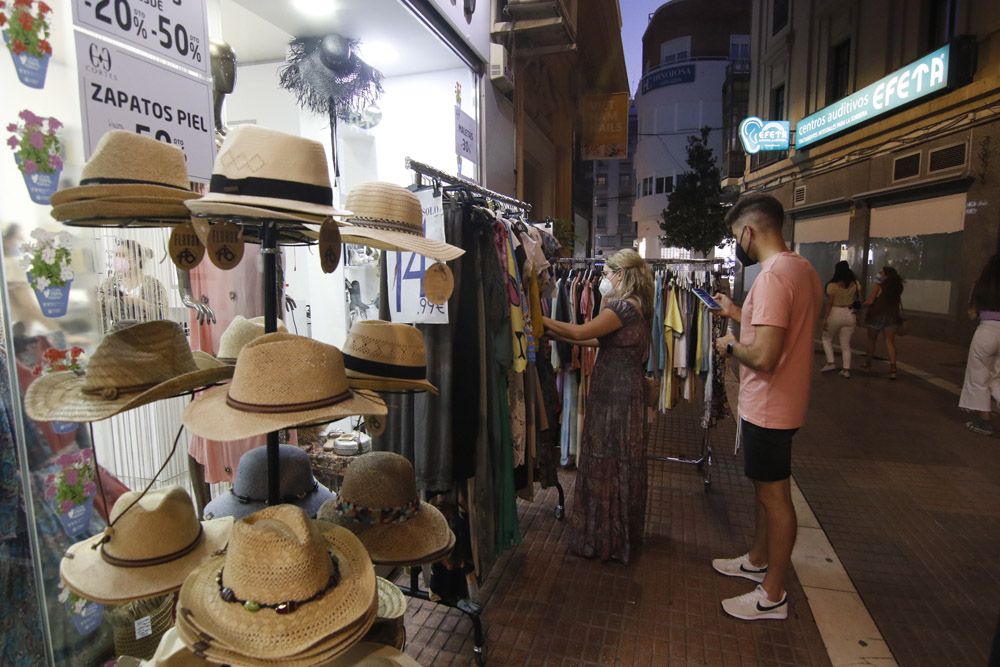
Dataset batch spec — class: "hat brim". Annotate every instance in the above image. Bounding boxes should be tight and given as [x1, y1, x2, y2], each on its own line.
[182, 383, 387, 441]
[53, 199, 193, 225]
[176, 520, 376, 661]
[320, 500, 455, 566]
[189, 211, 321, 246]
[339, 224, 464, 262]
[202, 483, 333, 521]
[346, 372, 439, 396]
[324, 642, 423, 667]
[375, 577, 407, 621]
[190, 192, 351, 219]
[50, 184, 197, 206]
[60, 516, 233, 605]
[25, 357, 234, 423]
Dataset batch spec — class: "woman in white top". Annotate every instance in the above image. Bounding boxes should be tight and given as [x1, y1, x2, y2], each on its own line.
[820, 261, 862, 378]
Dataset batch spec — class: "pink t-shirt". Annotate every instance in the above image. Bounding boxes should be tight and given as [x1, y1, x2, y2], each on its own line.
[739, 252, 823, 429]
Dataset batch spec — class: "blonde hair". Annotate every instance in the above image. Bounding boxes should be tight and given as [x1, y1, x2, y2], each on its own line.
[605, 248, 654, 320]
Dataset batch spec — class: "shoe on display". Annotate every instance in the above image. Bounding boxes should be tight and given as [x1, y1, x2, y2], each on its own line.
[965, 419, 995, 436]
[840, 369, 851, 379]
[721, 585, 788, 621]
[711, 553, 767, 583]
[820, 363, 836, 373]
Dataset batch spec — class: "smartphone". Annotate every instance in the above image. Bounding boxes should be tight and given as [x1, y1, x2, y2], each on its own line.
[692, 287, 723, 311]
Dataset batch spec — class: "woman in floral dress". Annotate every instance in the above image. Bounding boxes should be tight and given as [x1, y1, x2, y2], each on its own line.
[542, 248, 653, 563]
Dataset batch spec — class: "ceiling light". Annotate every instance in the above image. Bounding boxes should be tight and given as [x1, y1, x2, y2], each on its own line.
[357, 41, 398, 67]
[292, 0, 336, 18]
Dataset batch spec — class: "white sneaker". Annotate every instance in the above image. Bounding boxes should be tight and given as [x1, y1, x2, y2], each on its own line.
[820, 363, 836, 373]
[840, 369, 851, 378]
[711, 553, 768, 583]
[721, 585, 788, 621]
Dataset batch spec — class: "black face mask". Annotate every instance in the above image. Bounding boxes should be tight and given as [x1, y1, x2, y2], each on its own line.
[735, 227, 757, 267]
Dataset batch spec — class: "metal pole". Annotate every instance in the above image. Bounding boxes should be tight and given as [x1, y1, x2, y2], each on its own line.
[262, 220, 281, 505]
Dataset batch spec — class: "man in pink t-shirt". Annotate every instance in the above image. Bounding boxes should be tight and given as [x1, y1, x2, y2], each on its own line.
[712, 193, 822, 621]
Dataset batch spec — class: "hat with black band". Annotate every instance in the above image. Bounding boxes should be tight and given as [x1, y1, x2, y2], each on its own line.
[341, 320, 438, 395]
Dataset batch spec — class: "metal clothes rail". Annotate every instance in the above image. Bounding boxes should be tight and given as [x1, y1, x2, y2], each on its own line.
[405, 157, 531, 212]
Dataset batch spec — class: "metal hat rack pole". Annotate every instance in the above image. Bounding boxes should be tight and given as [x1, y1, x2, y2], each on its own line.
[261, 219, 281, 505]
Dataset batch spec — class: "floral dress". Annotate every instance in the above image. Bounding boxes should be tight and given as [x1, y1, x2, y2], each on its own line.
[570, 298, 650, 563]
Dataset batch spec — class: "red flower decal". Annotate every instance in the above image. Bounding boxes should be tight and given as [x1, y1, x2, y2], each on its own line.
[38, 1, 50, 13]
[17, 11, 32, 30]
[12, 39, 25, 54]
[0, 14, 6, 27]
[38, 38, 50, 54]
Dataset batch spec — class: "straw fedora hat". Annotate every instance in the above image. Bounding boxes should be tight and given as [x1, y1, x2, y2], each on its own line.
[182, 333, 387, 441]
[60, 486, 232, 605]
[340, 182, 464, 261]
[176, 505, 376, 662]
[185, 125, 351, 220]
[203, 445, 333, 521]
[343, 320, 438, 394]
[216, 315, 286, 363]
[25, 321, 234, 423]
[50, 130, 197, 205]
[52, 198, 193, 226]
[317, 452, 455, 566]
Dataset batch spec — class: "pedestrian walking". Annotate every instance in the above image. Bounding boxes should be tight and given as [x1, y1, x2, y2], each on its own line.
[712, 194, 823, 621]
[861, 266, 904, 379]
[959, 253, 1000, 436]
[820, 260, 862, 378]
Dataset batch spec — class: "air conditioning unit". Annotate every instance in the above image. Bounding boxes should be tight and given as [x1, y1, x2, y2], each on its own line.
[490, 43, 514, 93]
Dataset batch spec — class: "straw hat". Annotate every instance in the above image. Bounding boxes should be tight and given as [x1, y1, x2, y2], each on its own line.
[25, 321, 234, 423]
[324, 643, 421, 666]
[203, 445, 333, 521]
[216, 315, 286, 363]
[185, 126, 351, 221]
[340, 182, 464, 261]
[343, 320, 438, 394]
[52, 197, 194, 226]
[375, 577, 407, 621]
[60, 487, 233, 605]
[176, 505, 376, 664]
[317, 452, 455, 566]
[50, 131, 197, 206]
[182, 333, 387, 441]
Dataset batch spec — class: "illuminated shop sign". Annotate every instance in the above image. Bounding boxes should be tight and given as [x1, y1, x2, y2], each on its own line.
[796, 44, 950, 149]
[640, 63, 696, 94]
[738, 117, 790, 153]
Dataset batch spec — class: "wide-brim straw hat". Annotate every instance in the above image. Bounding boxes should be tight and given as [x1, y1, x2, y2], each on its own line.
[60, 487, 233, 605]
[202, 444, 333, 520]
[50, 130, 195, 205]
[186, 125, 351, 220]
[53, 197, 195, 225]
[343, 320, 438, 395]
[182, 332, 386, 441]
[25, 321, 234, 423]
[340, 182, 464, 262]
[186, 200, 329, 224]
[317, 452, 455, 566]
[176, 506, 376, 663]
[215, 315, 286, 363]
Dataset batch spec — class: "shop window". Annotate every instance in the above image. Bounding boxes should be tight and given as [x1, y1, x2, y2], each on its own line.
[927, 0, 957, 51]
[827, 40, 851, 104]
[772, 0, 789, 34]
[770, 84, 786, 120]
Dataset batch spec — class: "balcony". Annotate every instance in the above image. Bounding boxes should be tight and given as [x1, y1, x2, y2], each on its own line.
[492, 0, 579, 55]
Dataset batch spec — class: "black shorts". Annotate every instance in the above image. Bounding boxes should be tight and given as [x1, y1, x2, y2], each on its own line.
[740, 418, 797, 482]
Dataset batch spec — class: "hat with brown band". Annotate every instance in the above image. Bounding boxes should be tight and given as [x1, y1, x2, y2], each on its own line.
[60, 486, 233, 605]
[25, 320, 234, 423]
[182, 332, 387, 442]
[317, 452, 455, 566]
[342, 320, 438, 395]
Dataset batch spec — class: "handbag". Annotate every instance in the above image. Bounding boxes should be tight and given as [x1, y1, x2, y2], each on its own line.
[849, 281, 863, 311]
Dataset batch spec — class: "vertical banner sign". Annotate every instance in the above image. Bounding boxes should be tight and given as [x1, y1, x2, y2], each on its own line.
[386, 189, 449, 324]
[73, 31, 215, 182]
[71, 0, 211, 75]
[581, 92, 629, 160]
[455, 107, 478, 163]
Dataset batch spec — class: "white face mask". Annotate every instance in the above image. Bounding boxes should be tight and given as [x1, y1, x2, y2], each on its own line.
[599, 277, 616, 297]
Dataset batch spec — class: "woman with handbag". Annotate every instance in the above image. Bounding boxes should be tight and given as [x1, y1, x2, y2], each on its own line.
[959, 253, 1000, 436]
[820, 261, 862, 378]
[862, 266, 904, 379]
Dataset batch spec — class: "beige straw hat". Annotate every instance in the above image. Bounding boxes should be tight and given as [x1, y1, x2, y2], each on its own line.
[182, 333, 387, 441]
[375, 577, 407, 621]
[317, 452, 455, 566]
[340, 182, 464, 261]
[343, 320, 438, 395]
[60, 487, 233, 605]
[185, 126, 351, 220]
[52, 198, 194, 226]
[25, 321, 234, 423]
[50, 130, 197, 205]
[216, 315, 286, 363]
[176, 505, 376, 663]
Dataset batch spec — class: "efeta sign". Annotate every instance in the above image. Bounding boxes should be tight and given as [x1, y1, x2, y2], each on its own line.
[738, 117, 790, 153]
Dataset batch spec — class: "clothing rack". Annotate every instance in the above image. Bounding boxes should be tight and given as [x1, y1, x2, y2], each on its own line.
[405, 157, 532, 212]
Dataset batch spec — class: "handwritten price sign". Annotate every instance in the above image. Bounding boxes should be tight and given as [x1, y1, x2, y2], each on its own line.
[386, 189, 450, 324]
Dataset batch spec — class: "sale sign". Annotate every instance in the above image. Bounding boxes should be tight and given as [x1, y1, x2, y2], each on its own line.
[385, 188, 450, 324]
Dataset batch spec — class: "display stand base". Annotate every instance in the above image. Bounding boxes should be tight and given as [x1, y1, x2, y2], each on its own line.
[647, 427, 713, 490]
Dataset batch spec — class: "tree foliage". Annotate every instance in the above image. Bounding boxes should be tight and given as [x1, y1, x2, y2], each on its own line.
[659, 127, 730, 255]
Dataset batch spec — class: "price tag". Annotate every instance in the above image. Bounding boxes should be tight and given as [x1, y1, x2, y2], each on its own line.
[73, 31, 215, 182]
[169, 222, 205, 270]
[385, 190, 449, 324]
[134, 615, 153, 640]
[455, 106, 478, 163]
[72, 0, 210, 75]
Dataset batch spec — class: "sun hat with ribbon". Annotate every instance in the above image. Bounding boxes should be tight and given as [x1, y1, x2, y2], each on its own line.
[60, 486, 233, 605]
[184, 125, 351, 221]
[216, 315, 286, 363]
[317, 452, 455, 566]
[182, 332, 387, 441]
[175, 505, 376, 665]
[342, 320, 438, 395]
[203, 444, 333, 521]
[339, 182, 464, 261]
[51, 197, 194, 226]
[25, 321, 234, 423]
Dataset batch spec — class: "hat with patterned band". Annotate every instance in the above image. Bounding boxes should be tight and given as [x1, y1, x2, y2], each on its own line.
[60, 486, 233, 605]
[182, 332, 387, 442]
[175, 505, 376, 665]
[342, 320, 438, 395]
[340, 182, 464, 262]
[203, 444, 333, 521]
[317, 452, 455, 566]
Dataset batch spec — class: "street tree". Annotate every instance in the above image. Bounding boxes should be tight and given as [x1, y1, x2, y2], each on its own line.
[659, 126, 730, 255]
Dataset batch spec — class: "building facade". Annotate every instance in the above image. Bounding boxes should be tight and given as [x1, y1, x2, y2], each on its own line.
[592, 105, 639, 256]
[743, 0, 1000, 343]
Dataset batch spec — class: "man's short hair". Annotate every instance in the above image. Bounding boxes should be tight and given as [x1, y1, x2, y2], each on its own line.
[725, 193, 785, 231]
